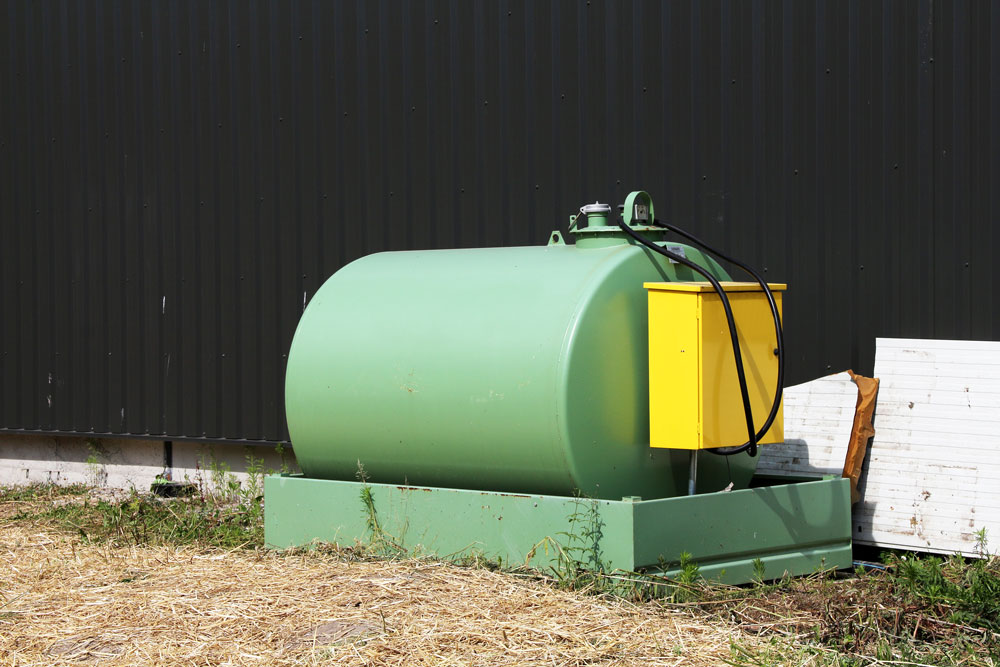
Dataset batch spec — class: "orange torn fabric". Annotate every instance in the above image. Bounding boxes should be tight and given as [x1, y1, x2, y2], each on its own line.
[844, 370, 879, 503]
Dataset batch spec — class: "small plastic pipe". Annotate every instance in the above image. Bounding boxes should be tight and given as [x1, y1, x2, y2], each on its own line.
[688, 450, 698, 496]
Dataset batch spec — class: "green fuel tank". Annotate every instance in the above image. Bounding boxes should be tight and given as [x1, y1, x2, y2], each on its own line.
[285, 196, 758, 500]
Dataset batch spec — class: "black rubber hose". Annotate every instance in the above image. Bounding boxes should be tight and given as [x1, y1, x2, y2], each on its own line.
[651, 219, 784, 456]
[615, 218, 759, 457]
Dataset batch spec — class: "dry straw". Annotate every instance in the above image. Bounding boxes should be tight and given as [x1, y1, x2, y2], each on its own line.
[0, 524, 748, 666]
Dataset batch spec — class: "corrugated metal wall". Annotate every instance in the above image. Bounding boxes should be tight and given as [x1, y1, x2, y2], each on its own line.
[2, 0, 998, 443]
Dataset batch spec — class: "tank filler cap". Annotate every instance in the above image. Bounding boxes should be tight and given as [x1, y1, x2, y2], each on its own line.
[578, 201, 613, 230]
[580, 201, 612, 215]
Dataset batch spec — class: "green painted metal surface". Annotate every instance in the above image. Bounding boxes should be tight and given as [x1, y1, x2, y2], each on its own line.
[264, 474, 853, 585]
[285, 233, 756, 501]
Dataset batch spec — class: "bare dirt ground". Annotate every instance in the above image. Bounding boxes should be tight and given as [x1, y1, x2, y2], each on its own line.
[0, 522, 746, 666]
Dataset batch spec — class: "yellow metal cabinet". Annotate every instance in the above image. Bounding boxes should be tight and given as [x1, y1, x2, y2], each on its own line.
[643, 282, 785, 450]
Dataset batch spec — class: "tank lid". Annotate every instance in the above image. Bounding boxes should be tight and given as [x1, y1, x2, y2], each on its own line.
[580, 201, 612, 215]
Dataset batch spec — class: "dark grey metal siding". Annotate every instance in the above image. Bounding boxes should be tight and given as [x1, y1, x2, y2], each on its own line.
[2, 1, 998, 443]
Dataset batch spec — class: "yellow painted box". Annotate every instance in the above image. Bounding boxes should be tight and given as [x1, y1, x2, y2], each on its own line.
[643, 281, 786, 450]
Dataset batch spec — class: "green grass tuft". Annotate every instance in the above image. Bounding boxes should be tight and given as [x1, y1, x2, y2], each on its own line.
[20, 491, 263, 549]
[0, 482, 89, 502]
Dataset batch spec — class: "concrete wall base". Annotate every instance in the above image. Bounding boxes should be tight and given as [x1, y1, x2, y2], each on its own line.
[0, 434, 299, 493]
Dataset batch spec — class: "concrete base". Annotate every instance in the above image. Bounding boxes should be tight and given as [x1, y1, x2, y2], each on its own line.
[0, 433, 298, 491]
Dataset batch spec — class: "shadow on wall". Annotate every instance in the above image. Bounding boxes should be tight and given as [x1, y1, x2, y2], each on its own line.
[757, 438, 839, 478]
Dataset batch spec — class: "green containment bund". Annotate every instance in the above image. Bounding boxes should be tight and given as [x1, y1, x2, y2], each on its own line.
[265, 474, 854, 584]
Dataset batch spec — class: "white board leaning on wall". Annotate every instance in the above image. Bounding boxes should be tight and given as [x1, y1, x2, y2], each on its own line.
[854, 338, 1000, 557]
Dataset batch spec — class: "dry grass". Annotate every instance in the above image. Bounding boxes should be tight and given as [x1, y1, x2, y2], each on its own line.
[0, 523, 747, 666]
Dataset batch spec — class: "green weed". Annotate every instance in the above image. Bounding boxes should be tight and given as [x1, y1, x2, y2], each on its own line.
[697, 551, 1000, 667]
[0, 482, 88, 502]
[890, 551, 1000, 634]
[6, 467, 265, 550]
[85, 439, 107, 487]
[522, 493, 618, 594]
[355, 462, 404, 556]
[974, 527, 990, 558]
[274, 442, 292, 475]
[26, 489, 264, 549]
[553, 494, 607, 583]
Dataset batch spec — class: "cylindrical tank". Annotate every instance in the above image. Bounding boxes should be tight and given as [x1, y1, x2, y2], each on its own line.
[285, 226, 758, 500]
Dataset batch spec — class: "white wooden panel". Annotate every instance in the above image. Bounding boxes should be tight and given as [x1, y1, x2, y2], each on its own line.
[855, 338, 1000, 556]
[756, 372, 857, 478]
